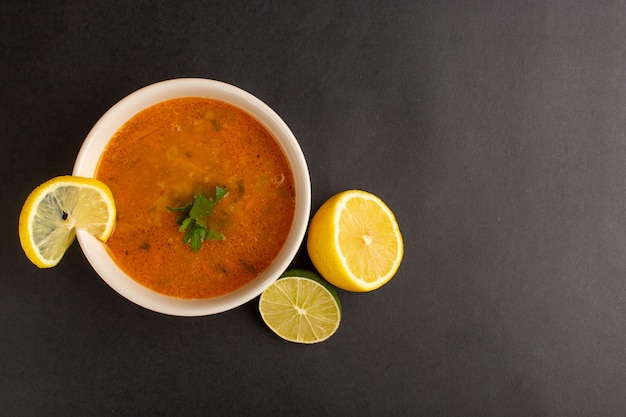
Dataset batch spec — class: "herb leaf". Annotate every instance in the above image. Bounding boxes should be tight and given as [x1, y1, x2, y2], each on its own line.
[167, 186, 227, 252]
[189, 192, 215, 219]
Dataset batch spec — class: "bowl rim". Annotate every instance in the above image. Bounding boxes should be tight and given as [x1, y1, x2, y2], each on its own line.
[72, 78, 311, 316]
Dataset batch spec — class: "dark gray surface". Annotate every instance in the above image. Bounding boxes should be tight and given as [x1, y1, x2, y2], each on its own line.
[2, 1, 625, 416]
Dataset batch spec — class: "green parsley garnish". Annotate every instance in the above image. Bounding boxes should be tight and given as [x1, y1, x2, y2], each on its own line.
[166, 186, 227, 252]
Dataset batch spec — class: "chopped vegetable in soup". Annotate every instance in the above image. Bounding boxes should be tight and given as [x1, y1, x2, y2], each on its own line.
[96, 97, 296, 298]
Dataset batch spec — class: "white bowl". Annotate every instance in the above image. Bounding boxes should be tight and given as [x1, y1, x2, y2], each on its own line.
[73, 78, 311, 316]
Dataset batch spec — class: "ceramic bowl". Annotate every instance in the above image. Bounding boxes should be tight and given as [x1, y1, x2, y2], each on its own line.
[73, 78, 310, 316]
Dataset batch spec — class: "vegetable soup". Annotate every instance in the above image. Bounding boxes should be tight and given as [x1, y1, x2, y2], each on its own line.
[96, 97, 296, 298]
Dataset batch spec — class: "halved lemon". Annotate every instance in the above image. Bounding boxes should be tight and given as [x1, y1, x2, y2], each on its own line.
[307, 190, 403, 292]
[18, 176, 116, 268]
[259, 269, 341, 344]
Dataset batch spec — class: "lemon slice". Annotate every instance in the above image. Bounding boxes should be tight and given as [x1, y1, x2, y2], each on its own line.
[18, 176, 116, 268]
[259, 269, 341, 344]
[306, 190, 403, 292]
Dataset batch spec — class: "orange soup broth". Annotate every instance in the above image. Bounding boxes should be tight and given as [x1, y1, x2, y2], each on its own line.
[96, 97, 296, 298]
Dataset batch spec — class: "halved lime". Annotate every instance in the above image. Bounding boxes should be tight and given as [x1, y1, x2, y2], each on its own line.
[259, 269, 341, 344]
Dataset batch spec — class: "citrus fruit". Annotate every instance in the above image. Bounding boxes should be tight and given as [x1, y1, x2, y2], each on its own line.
[259, 269, 341, 344]
[306, 190, 403, 292]
[18, 176, 116, 268]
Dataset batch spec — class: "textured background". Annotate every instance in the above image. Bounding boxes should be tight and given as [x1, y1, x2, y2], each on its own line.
[1, 1, 625, 416]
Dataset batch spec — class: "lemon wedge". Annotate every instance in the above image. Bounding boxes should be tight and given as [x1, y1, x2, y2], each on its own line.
[18, 176, 116, 268]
